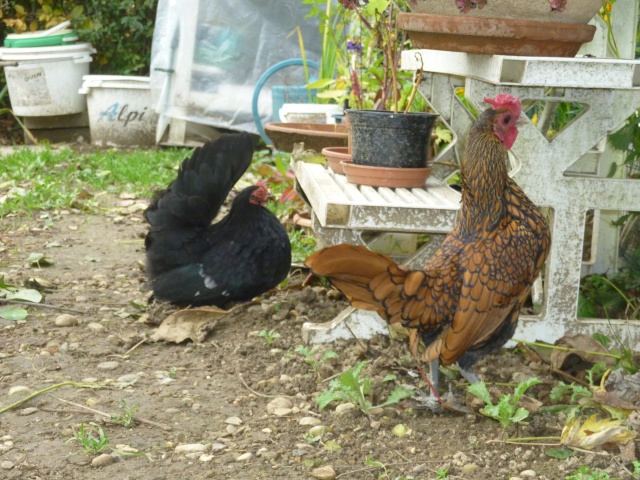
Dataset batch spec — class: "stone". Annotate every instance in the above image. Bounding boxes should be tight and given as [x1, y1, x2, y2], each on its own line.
[266, 397, 293, 414]
[175, 443, 208, 454]
[461, 464, 480, 474]
[311, 465, 336, 479]
[334, 402, 355, 415]
[97, 361, 120, 371]
[235, 452, 253, 462]
[225, 416, 242, 426]
[8, 386, 30, 395]
[299, 417, 321, 426]
[55, 314, 78, 327]
[273, 408, 292, 417]
[18, 407, 38, 416]
[91, 454, 115, 468]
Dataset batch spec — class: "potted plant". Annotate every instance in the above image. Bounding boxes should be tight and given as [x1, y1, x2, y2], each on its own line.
[318, 0, 439, 187]
[397, 0, 603, 57]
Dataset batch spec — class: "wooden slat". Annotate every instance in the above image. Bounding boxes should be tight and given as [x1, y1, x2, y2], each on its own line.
[293, 160, 462, 229]
[294, 162, 351, 226]
[377, 187, 406, 204]
[394, 188, 423, 205]
[359, 185, 387, 203]
[333, 174, 370, 203]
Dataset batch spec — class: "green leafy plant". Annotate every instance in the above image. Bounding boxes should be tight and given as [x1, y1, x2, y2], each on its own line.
[365, 456, 391, 479]
[295, 344, 337, 376]
[289, 228, 317, 264]
[302, 0, 347, 98]
[435, 467, 450, 480]
[546, 367, 601, 421]
[565, 465, 613, 480]
[467, 377, 541, 430]
[579, 274, 635, 320]
[316, 361, 413, 412]
[309, 0, 425, 113]
[0, 276, 43, 320]
[111, 400, 139, 428]
[3, 1, 157, 75]
[258, 329, 281, 346]
[68, 422, 109, 454]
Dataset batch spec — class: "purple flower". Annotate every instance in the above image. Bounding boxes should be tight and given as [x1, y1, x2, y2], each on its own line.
[347, 40, 363, 53]
[550, 0, 568, 12]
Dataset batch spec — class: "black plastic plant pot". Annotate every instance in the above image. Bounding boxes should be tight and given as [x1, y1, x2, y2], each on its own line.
[348, 110, 439, 168]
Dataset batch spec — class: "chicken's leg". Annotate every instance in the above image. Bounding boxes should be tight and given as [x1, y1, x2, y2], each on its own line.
[459, 366, 480, 384]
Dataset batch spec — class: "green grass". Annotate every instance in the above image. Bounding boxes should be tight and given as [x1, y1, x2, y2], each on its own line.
[0, 146, 189, 217]
[0, 145, 319, 264]
[68, 422, 109, 454]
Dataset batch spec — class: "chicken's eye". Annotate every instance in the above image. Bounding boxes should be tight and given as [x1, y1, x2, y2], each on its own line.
[503, 114, 512, 124]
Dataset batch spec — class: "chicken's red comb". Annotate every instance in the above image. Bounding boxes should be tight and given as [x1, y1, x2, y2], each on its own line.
[256, 181, 269, 191]
[484, 94, 521, 116]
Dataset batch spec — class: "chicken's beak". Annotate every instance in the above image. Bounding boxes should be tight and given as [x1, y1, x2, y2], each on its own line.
[516, 114, 528, 125]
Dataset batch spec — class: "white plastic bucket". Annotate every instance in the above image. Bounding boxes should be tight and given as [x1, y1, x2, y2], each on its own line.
[79, 75, 159, 146]
[0, 43, 95, 116]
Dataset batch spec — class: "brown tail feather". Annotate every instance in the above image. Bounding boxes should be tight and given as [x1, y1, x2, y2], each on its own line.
[305, 244, 400, 314]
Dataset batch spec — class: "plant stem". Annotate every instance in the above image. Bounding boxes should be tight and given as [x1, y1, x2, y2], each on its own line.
[321, 0, 331, 79]
[512, 338, 620, 359]
[404, 52, 424, 114]
[504, 436, 561, 445]
[0, 108, 37, 144]
[599, 276, 634, 311]
[0, 382, 105, 414]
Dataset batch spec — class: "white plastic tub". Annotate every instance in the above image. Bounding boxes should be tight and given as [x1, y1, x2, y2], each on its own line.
[0, 43, 95, 116]
[279, 103, 344, 124]
[79, 75, 159, 146]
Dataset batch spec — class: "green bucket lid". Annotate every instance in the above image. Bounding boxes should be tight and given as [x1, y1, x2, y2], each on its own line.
[4, 30, 78, 48]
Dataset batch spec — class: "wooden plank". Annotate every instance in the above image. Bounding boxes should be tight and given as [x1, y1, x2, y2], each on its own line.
[394, 188, 423, 205]
[359, 186, 387, 204]
[402, 49, 640, 89]
[332, 174, 370, 203]
[377, 187, 406, 204]
[294, 162, 351, 226]
[348, 204, 457, 232]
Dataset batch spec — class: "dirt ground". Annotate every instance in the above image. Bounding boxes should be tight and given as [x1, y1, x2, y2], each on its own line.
[0, 194, 636, 480]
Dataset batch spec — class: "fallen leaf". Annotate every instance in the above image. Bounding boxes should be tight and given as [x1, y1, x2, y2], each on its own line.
[550, 334, 616, 370]
[151, 307, 228, 343]
[545, 446, 576, 460]
[560, 414, 636, 450]
[592, 389, 639, 411]
[0, 308, 28, 321]
[26, 252, 54, 268]
[604, 370, 640, 406]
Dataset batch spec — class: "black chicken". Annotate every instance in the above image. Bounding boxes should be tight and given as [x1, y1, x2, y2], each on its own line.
[144, 133, 292, 307]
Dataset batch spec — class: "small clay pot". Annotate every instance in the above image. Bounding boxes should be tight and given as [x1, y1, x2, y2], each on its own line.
[322, 146, 352, 174]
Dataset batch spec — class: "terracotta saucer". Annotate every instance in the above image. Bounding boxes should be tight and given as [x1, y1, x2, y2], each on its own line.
[321, 146, 352, 174]
[342, 162, 432, 188]
[264, 122, 348, 153]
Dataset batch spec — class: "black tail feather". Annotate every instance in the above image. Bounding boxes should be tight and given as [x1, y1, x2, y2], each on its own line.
[144, 132, 254, 278]
[144, 132, 254, 230]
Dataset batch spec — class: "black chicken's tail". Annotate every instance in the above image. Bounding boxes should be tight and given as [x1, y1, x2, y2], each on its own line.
[144, 132, 254, 230]
[144, 133, 254, 278]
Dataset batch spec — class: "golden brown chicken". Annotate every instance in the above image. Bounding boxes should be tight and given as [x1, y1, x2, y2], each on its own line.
[305, 94, 551, 398]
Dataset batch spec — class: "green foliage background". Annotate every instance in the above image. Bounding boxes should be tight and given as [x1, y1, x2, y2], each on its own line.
[2, 0, 158, 75]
